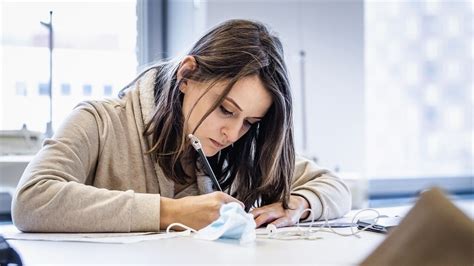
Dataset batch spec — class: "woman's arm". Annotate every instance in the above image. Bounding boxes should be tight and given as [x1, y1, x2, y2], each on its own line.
[251, 156, 351, 227]
[11, 103, 160, 232]
[290, 156, 352, 220]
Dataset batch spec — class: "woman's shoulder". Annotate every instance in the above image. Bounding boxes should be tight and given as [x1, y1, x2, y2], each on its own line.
[73, 97, 126, 117]
[62, 97, 129, 134]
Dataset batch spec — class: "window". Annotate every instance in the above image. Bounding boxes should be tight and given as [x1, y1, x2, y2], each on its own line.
[103, 85, 113, 96]
[1, 1, 138, 132]
[82, 84, 92, 96]
[15, 82, 27, 96]
[60, 83, 71, 96]
[365, 1, 472, 179]
[38, 83, 49, 96]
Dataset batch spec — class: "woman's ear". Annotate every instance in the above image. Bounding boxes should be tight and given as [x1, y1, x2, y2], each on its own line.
[177, 56, 198, 93]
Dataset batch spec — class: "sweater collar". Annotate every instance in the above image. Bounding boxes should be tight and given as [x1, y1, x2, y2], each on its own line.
[137, 68, 158, 126]
[135, 69, 176, 197]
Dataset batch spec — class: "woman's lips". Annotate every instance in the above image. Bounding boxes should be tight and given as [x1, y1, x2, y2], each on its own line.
[210, 138, 224, 149]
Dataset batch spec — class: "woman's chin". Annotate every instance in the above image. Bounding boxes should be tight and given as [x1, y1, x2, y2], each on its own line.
[202, 146, 219, 157]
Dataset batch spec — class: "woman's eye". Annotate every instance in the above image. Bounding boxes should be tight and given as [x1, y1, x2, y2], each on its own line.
[243, 120, 254, 129]
[219, 105, 234, 116]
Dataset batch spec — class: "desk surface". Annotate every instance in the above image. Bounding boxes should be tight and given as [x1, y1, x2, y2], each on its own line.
[1, 207, 410, 265]
[5, 230, 385, 265]
[2, 203, 472, 265]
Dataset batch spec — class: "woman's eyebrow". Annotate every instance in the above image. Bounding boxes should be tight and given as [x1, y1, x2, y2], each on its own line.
[225, 97, 263, 120]
[225, 97, 243, 111]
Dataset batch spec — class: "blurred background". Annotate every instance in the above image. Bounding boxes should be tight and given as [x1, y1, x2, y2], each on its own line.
[0, 0, 472, 220]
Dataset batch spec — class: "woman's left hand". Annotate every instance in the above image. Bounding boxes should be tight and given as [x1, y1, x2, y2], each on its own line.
[250, 195, 311, 228]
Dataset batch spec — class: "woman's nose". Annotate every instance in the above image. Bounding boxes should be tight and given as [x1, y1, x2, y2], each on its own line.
[222, 122, 241, 144]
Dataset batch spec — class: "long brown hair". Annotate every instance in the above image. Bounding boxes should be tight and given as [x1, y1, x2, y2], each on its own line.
[132, 19, 294, 210]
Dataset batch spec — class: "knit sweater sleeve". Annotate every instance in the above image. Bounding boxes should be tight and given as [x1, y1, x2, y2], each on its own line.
[290, 156, 352, 221]
[11, 102, 161, 232]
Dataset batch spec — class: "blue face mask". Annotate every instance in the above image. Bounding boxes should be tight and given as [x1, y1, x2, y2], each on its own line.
[194, 202, 256, 244]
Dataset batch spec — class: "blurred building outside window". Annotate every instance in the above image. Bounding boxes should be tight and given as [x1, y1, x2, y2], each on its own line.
[365, 1, 472, 179]
[1, 1, 138, 134]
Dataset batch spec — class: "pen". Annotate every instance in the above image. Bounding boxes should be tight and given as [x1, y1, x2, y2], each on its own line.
[188, 134, 223, 192]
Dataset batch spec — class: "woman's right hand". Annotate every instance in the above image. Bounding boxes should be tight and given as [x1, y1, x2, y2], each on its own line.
[160, 192, 244, 230]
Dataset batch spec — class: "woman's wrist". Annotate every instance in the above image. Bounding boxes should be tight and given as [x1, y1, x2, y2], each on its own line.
[291, 195, 311, 220]
[160, 197, 178, 229]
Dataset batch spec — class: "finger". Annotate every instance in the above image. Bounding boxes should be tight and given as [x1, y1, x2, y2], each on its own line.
[250, 207, 265, 218]
[250, 203, 276, 218]
[218, 192, 245, 209]
[271, 217, 293, 228]
[254, 212, 279, 228]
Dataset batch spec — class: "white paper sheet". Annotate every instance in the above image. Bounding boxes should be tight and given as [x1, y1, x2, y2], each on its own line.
[0, 224, 190, 244]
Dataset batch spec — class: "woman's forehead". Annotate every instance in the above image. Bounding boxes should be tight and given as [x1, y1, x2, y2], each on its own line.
[214, 75, 272, 116]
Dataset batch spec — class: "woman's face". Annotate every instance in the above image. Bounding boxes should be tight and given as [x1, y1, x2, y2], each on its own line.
[181, 74, 272, 156]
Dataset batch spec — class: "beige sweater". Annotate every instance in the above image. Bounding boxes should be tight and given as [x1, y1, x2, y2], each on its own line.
[11, 69, 351, 233]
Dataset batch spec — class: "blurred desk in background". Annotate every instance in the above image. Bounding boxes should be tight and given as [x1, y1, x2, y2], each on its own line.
[0, 155, 33, 222]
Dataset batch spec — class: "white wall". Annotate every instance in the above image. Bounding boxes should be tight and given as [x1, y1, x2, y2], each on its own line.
[167, 0, 365, 175]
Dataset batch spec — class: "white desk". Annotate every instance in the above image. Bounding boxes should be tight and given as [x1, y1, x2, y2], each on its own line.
[2, 202, 472, 265]
[2, 227, 384, 265]
[4, 231, 385, 265]
[1, 207, 411, 265]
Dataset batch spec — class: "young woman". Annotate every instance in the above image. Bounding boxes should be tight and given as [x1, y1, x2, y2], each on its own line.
[12, 19, 351, 232]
